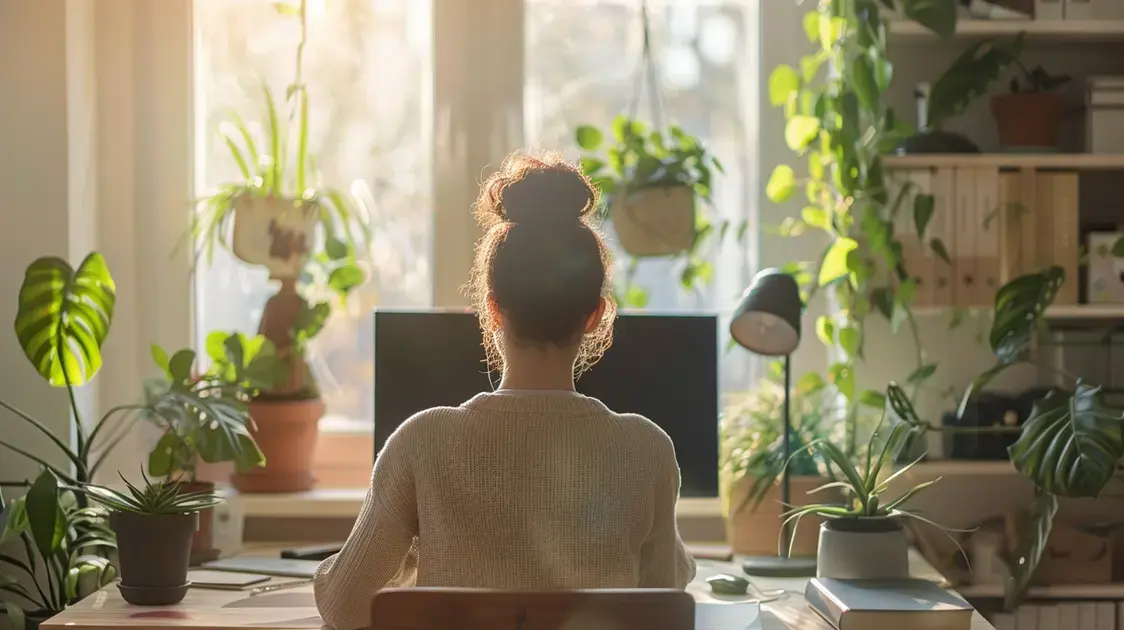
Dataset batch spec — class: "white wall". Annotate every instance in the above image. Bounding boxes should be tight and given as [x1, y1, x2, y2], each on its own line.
[0, 0, 96, 485]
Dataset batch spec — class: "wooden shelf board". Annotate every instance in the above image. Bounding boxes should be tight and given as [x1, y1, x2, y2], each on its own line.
[884, 154, 1124, 170]
[957, 582, 1124, 600]
[1043, 304, 1124, 320]
[902, 460, 1016, 477]
[889, 19, 1124, 42]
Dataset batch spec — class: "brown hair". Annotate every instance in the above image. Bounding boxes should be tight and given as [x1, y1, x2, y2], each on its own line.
[467, 150, 616, 374]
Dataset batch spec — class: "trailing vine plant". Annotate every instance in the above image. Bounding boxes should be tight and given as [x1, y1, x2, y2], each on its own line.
[766, 0, 958, 450]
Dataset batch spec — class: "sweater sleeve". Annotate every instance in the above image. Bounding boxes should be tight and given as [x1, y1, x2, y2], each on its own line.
[314, 423, 419, 630]
[638, 432, 696, 589]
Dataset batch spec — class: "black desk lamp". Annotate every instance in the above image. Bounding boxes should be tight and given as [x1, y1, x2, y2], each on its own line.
[730, 268, 817, 577]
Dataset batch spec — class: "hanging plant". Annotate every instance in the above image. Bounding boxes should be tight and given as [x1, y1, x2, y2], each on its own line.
[574, 2, 736, 307]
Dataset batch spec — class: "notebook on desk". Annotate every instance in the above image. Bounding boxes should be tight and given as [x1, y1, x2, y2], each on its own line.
[201, 557, 321, 579]
[806, 578, 973, 630]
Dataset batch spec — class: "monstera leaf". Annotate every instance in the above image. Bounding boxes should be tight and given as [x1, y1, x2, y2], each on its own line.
[14, 253, 116, 387]
[1008, 384, 1124, 498]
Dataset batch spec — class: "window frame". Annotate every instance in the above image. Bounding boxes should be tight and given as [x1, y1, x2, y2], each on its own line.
[96, 0, 780, 489]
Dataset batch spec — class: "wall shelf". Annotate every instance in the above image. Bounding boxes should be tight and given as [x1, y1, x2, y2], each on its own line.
[1043, 304, 1124, 321]
[884, 154, 1124, 170]
[889, 19, 1124, 43]
[902, 460, 1015, 477]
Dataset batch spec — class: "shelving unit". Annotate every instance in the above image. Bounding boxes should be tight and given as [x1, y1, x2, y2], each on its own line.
[883, 154, 1124, 170]
[889, 19, 1124, 42]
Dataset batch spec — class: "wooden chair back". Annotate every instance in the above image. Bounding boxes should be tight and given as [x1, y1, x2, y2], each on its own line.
[370, 588, 695, 630]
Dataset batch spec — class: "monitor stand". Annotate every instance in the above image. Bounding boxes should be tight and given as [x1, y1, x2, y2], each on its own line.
[741, 555, 818, 578]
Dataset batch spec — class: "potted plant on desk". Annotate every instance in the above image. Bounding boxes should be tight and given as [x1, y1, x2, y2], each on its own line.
[85, 475, 222, 606]
[1, 470, 117, 630]
[782, 383, 963, 579]
[144, 331, 280, 563]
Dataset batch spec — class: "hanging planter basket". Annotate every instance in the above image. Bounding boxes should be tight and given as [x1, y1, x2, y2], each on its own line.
[231, 194, 319, 279]
[611, 185, 697, 257]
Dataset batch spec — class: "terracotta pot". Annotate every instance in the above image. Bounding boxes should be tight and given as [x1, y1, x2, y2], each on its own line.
[177, 480, 219, 565]
[724, 475, 839, 558]
[991, 92, 1065, 151]
[110, 511, 197, 605]
[231, 398, 325, 493]
[611, 185, 696, 257]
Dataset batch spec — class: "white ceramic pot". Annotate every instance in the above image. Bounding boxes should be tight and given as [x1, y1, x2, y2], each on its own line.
[610, 185, 696, 257]
[231, 194, 319, 277]
[816, 519, 910, 580]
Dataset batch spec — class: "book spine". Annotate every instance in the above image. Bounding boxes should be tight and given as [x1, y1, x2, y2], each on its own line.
[975, 166, 1002, 305]
[1050, 171, 1080, 305]
[998, 171, 1023, 284]
[954, 168, 978, 307]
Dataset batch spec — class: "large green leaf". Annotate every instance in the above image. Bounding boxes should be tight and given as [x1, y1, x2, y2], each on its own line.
[899, 0, 958, 39]
[24, 470, 63, 562]
[1005, 493, 1058, 610]
[928, 33, 1023, 128]
[14, 253, 116, 387]
[1008, 384, 1124, 497]
[991, 267, 1064, 365]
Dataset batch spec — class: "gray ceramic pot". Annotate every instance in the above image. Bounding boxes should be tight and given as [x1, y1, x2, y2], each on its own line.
[110, 511, 198, 606]
[816, 518, 910, 579]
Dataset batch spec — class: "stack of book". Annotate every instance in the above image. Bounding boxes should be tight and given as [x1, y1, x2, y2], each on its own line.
[806, 578, 974, 630]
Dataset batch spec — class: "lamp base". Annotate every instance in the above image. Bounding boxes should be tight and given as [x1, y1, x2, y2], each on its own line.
[741, 555, 818, 578]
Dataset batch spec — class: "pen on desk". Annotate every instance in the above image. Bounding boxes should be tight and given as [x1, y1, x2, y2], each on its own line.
[249, 579, 314, 596]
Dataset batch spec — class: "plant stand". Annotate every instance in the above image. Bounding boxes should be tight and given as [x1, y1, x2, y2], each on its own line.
[611, 185, 697, 257]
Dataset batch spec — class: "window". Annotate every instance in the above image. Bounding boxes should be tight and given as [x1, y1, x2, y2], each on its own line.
[192, 0, 758, 438]
[193, 0, 432, 429]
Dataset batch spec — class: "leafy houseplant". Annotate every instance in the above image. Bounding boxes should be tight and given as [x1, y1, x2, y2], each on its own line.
[954, 266, 1124, 609]
[1, 470, 117, 630]
[991, 60, 1072, 152]
[192, 0, 371, 493]
[85, 475, 222, 606]
[720, 366, 848, 558]
[766, 0, 959, 455]
[781, 383, 955, 580]
[144, 331, 279, 563]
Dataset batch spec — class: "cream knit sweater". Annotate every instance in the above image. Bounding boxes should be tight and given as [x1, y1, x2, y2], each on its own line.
[313, 391, 696, 630]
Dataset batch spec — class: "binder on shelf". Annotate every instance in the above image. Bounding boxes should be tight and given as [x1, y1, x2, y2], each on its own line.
[998, 172, 1023, 282]
[1065, 0, 1094, 20]
[931, 167, 956, 307]
[1057, 603, 1080, 629]
[953, 167, 979, 307]
[1096, 601, 1115, 630]
[1016, 604, 1040, 630]
[1038, 604, 1059, 630]
[1019, 169, 1040, 277]
[974, 166, 1002, 305]
[1036, 0, 1064, 20]
[1080, 602, 1098, 630]
[1048, 171, 1080, 305]
[899, 169, 935, 307]
[1035, 172, 1056, 274]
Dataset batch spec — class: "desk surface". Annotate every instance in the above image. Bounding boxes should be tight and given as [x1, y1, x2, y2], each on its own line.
[44, 546, 995, 630]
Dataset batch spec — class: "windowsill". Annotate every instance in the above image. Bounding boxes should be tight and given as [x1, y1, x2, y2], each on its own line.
[319, 415, 373, 435]
[234, 488, 723, 520]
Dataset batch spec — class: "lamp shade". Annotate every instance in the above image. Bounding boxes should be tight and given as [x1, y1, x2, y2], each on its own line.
[730, 268, 802, 356]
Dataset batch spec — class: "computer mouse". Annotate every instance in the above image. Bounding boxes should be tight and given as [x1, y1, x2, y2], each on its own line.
[706, 573, 750, 596]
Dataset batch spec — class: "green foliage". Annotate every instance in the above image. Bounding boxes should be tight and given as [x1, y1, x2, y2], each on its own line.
[955, 267, 1124, 608]
[145, 331, 283, 479]
[927, 33, 1024, 129]
[778, 384, 957, 556]
[576, 114, 735, 307]
[1, 470, 117, 619]
[84, 473, 223, 516]
[767, 0, 958, 442]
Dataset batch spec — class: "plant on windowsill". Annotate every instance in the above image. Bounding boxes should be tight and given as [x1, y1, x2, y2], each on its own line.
[1, 470, 117, 630]
[720, 363, 863, 559]
[190, 0, 372, 493]
[782, 382, 963, 580]
[84, 473, 222, 607]
[766, 0, 958, 455]
[952, 266, 1124, 610]
[143, 331, 281, 563]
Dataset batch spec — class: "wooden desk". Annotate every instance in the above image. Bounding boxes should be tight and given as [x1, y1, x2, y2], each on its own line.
[44, 547, 995, 630]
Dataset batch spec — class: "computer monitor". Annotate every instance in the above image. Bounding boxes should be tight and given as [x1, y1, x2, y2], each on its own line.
[372, 308, 720, 497]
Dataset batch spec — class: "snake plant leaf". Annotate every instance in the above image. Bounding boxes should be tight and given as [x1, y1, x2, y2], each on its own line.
[1008, 384, 1124, 497]
[14, 253, 116, 387]
[1005, 493, 1058, 611]
[25, 470, 63, 562]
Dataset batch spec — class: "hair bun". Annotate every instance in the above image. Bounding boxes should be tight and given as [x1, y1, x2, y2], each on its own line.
[500, 168, 594, 227]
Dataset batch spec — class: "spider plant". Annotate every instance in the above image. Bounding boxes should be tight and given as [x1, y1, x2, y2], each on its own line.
[779, 382, 959, 555]
[84, 475, 223, 516]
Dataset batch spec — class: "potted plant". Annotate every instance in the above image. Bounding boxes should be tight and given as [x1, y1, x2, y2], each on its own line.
[782, 383, 960, 580]
[84, 475, 222, 606]
[575, 115, 721, 258]
[144, 331, 280, 562]
[192, 2, 370, 493]
[720, 367, 847, 558]
[1, 470, 117, 630]
[992, 63, 1071, 152]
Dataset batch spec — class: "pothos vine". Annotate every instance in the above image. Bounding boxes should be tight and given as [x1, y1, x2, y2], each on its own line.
[765, 0, 958, 451]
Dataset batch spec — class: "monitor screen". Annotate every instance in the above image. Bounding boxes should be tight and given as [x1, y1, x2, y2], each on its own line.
[372, 309, 719, 497]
